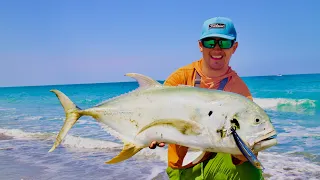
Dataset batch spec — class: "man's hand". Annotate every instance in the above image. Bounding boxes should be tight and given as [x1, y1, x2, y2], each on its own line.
[149, 141, 165, 149]
[232, 154, 248, 161]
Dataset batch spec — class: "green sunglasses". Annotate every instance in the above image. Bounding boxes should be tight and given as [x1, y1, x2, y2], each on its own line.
[201, 38, 235, 49]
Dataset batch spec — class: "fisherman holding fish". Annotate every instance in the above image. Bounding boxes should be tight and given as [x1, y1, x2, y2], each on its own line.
[149, 17, 264, 180]
[48, 16, 277, 180]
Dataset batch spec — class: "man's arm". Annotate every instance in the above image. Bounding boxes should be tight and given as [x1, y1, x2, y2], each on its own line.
[226, 77, 253, 101]
[163, 70, 185, 87]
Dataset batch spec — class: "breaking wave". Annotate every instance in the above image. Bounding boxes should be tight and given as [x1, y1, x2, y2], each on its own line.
[253, 98, 317, 114]
[0, 128, 120, 150]
[1, 128, 319, 179]
[258, 152, 320, 180]
[0, 128, 53, 140]
[0, 128, 166, 162]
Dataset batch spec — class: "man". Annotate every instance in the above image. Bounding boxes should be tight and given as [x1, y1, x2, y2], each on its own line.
[149, 17, 264, 179]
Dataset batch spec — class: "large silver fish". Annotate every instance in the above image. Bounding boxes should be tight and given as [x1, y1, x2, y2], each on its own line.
[48, 73, 277, 167]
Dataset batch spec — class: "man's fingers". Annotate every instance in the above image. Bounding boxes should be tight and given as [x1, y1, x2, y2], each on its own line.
[149, 141, 165, 149]
[149, 141, 157, 149]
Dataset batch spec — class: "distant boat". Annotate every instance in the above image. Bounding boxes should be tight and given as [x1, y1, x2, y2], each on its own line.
[277, 74, 282, 76]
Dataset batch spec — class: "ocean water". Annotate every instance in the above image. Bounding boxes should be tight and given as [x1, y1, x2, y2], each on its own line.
[0, 73, 319, 180]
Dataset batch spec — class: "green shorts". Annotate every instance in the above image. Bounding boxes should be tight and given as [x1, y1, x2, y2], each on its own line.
[166, 153, 264, 180]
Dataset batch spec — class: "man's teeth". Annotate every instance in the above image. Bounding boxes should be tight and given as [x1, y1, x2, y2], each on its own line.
[212, 55, 222, 58]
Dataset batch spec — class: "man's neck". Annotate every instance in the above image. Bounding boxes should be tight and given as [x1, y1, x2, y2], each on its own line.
[201, 63, 229, 78]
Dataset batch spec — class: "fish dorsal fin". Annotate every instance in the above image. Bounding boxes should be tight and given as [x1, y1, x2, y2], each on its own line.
[93, 73, 161, 107]
[125, 73, 162, 88]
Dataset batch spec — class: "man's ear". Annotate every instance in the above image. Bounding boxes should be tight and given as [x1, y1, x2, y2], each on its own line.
[232, 41, 238, 54]
[198, 40, 203, 52]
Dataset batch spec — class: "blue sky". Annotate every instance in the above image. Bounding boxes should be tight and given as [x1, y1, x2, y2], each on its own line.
[0, 0, 319, 87]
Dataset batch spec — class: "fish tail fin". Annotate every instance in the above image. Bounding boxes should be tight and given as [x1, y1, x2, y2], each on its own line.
[48, 89, 83, 153]
[105, 140, 144, 164]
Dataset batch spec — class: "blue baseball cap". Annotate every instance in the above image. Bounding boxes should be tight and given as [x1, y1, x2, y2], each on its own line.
[200, 17, 237, 40]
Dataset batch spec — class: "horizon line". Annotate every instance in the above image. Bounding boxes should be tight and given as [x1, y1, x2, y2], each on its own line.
[1, 72, 319, 88]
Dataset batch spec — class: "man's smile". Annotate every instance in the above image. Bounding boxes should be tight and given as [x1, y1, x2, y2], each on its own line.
[210, 55, 223, 60]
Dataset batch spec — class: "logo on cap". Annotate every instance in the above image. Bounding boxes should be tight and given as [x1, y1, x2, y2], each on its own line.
[208, 23, 225, 29]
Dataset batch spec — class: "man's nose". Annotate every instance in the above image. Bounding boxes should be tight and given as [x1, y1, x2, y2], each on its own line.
[212, 44, 222, 51]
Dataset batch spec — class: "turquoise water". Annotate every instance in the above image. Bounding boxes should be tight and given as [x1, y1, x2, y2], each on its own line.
[0, 74, 319, 179]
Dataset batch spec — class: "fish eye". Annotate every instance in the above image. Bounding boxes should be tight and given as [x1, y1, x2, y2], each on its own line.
[254, 117, 264, 124]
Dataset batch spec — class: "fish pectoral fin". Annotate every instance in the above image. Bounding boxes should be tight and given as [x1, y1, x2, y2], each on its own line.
[137, 119, 202, 136]
[105, 141, 143, 164]
[182, 150, 207, 167]
[125, 73, 162, 88]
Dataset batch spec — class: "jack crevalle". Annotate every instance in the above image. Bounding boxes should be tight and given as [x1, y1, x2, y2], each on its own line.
[48, 73, 277, 167]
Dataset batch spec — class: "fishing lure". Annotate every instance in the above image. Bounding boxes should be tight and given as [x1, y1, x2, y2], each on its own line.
[230, 127, 265, 171]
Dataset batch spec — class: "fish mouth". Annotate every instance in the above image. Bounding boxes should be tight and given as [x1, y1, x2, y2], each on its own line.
[252, 130, 278, 152]
[255, 130, 277, 143]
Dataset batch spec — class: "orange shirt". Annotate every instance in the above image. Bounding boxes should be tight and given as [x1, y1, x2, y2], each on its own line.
[164, 58, 253, 169]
